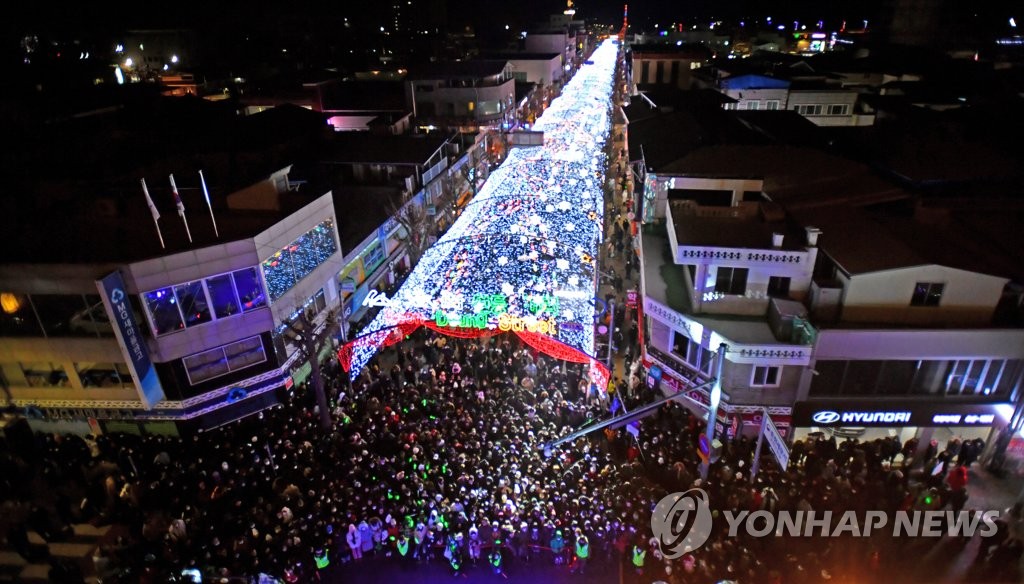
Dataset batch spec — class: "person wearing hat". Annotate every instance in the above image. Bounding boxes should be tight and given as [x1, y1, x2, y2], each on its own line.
[468, 525, 482, 565]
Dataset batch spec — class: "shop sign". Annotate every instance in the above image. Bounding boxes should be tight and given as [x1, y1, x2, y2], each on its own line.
[793, 401, 1007, 428]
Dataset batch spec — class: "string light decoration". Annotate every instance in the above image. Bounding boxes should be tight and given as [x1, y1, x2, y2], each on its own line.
[262, 220, 338, 302]
[343, 40, 620, 387]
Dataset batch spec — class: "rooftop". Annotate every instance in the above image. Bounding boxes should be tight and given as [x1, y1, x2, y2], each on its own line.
[669, 202, 807, 251]
[641, 229, 791, 345]
[791, 205, 1023, 281]
[321, 133, 449, 166]
[660, 145, 908, 211]
[1, 101, 331, 264]
[409, 60, 510, 81]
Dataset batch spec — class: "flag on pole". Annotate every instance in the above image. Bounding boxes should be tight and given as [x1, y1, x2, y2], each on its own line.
[141, 178, 165, 249]
[199, 170, 219, 238]
[169, 173, 192, 243]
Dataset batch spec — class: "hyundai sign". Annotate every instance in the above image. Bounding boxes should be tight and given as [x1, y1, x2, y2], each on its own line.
[97, 271, 165, 410]
[794, 401, 1006, 428]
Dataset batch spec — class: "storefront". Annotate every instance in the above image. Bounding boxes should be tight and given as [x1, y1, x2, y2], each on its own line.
[791, 400, 1011, 446]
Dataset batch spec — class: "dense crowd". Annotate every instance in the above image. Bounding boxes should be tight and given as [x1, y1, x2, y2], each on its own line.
[2, 329, 1023, 583]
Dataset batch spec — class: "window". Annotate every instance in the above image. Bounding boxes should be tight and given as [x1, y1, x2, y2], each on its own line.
[794, 104, 823, 116]
[746, 100, 760, 110]
[751, 366, 781, 387]
[911, 282, 944, 307]
[233, 268, 267, 312]
[765, 100, 780, 110]
[21, 362, 68, 387]
[206, 274, 239, 319]
[183, 335, 267, 385]
[262, 220, 338, 302]
[144, 287, 185, 335]
[714, 267, 748, 295]
[827, 104, 849, 116]
[0, 293, 42, 337]
[31, 295, 93, 338]
[173, 281, 213, 327]
[75, 362, 132, 388]
[767, 276, 791, 298]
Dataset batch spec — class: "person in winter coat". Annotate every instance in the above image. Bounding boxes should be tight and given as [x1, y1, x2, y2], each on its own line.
[346, 524, 362, 560]
[946, 464, 970, 513]
[358, 520, 373, 555]
[468, 525, 482, 564]
[551, 529, 565, 564]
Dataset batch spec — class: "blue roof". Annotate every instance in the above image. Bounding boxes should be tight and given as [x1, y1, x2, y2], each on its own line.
[720, 74, 791, 90]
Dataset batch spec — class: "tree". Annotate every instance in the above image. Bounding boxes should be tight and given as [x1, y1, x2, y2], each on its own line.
[284, 309, 334, 431]
[387, 196, 432, 267]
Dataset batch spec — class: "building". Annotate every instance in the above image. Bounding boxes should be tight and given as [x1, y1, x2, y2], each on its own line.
[406, 61, 517, 131]
[627, 43, 712, 92]
[789, 205, 1024, 449]
[0, 168, 345, 435]
[481, 52, 565, 88]
[694, 62, 875, 127]
[629, 93, 1024, 446]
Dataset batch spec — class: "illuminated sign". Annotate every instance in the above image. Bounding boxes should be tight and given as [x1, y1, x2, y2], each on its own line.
[812, 410, 911, 425]
[98, 271, 165, 410]
[795, 401, 1005, 428]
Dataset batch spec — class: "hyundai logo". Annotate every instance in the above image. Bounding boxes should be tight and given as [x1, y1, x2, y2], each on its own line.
[812, 410, 841, 424]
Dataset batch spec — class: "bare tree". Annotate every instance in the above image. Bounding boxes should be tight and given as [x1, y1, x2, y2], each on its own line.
[387, 196, 432, 267]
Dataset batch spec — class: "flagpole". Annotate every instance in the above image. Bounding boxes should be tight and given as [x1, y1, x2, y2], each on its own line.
[169, 173, 192, 243]
[140, 178, 165, 249]
[199, 170, 219, 238]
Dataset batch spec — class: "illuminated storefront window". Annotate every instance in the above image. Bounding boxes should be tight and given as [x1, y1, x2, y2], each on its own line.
[262, 220, 338, 302]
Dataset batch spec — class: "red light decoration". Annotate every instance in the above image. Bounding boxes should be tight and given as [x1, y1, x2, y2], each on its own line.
[338, 313, 610, 389]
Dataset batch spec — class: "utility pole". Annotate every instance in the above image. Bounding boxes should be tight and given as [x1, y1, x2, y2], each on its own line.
[700, 344, 728, 481]
[287, 309, 332, 431]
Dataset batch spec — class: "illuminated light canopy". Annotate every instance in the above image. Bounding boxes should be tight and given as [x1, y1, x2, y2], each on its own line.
[342, 40, 620, 387]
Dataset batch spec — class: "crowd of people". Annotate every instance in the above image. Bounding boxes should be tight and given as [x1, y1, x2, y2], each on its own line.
[2, 329, 1023, 583]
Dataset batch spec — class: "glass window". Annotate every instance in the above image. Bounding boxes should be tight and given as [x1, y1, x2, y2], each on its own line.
[751, 365, 781, 387]
[714, 267, 748, 295]
[144, 287, 184, 335]
[963, 360, 986, 395]
[174, 281, 212, 328]
[233, 268, 266, 312]
[84, 294, 115, 337]
[996, 360, 1022, 396]
[31, 294, 91, 337]
[225, 336, 266, 370]
[0, 293, 43, 337]
[262, 220, 338, 302]
[810, 361, 845, 396]
[767, 276, 791, 298]
[183, 347, 230, 385]
[877, 360, 916, 395]
[75, 362, 129, 388]
[911, 282, 944, 307]
[979, 360, 1003, 397]
[206, 275, 240, 319]
[183, 335, 266, 385]
[845, 361, 882, 395]
[911, 360, 952, 395]
[22, 362, 68, 387]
